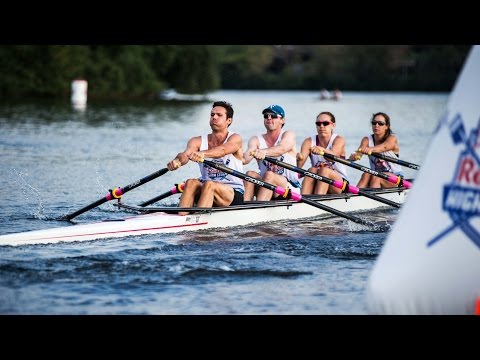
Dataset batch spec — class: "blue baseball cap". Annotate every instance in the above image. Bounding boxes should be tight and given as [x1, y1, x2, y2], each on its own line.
[262, 104, 285, 118]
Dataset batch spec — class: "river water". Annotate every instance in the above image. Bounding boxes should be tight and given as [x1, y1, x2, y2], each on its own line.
[0, 90, 447, 314]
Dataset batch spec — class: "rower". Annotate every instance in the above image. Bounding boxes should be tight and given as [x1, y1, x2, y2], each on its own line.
[297, 111, 349, 195]
[348, 112, 404, 188]
[243, 104, 301, 201]
[166, 101, 244, 215]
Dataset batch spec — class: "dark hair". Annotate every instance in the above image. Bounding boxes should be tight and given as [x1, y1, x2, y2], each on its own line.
[317, 111, 335, 123]
[372, 112, 392, 143]
[213, 101, 234, 119]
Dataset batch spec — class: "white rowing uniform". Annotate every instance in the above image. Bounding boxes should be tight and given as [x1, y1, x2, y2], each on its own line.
[198, 132, 245, 194]
[308, 134, 348, 180]
[366, 134, 403, 176]
[255, 131, 301, 190]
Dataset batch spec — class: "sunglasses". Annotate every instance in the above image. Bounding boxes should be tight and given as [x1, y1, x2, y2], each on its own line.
[264, 113, 280, 119]
[371, 121, 386, 126]
[315, 121, 333, 127]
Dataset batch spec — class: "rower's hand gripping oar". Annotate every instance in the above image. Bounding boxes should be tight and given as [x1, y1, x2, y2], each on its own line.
[321, 151, 413, 189]
[60, 167, 169, 220]
[200, 159, 375, 228]
[262, 155, 401, 209]
[356, 150, 420, 170]
[139, 182, 185, 207]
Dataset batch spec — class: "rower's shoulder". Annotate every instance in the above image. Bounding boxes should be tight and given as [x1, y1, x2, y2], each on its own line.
[187, 135, 202, 145]
[228, 132, 243, 140]
[281, 129, 296, 137]
[301, 135, 313, 143]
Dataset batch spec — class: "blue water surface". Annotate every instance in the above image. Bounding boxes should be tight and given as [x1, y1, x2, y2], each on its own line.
[0, 91, 447, 314]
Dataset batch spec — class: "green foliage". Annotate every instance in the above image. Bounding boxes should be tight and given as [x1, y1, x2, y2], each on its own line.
[0, 45, 218, 99]
[0, 45, 471, 99]
[167, 46, 219, 93]
[218, 45, 470, 91]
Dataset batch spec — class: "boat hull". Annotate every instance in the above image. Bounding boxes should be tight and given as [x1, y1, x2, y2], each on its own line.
[0, 189, 407, 246]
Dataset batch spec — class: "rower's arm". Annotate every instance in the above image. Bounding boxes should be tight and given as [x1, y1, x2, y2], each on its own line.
[311, 135, 345, 158]
[349, 137, 369, 160]
[167, 136, 201, 170]
[363, 134, 398, 154]
[296, 137, 312, 168]
[329, 135, 346, 157]
[261, 130, 296, 157]
[243, 136, 260, 165]
[200, 133, 243, 160]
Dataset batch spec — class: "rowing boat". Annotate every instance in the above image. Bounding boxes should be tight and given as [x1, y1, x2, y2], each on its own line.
[0, 187, 408, 246]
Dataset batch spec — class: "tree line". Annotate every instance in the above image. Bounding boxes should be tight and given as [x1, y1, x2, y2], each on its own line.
[0, 45, 470, 100]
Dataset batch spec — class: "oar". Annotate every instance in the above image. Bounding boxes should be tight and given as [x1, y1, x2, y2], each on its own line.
[262, 155, 401, 208]
[61, 167, 169, 220]
[320, 151, 412, 189]
[361, 150, 420, 170]
[201, 159, 375, 228]
[139, 182, 185, 207]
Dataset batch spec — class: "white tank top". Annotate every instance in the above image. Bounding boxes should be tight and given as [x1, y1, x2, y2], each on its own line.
[256, 131, 301, 188]
[367, 134, 403, 175]
[308, 134, 348, 180]
[198, 132, 245, 194]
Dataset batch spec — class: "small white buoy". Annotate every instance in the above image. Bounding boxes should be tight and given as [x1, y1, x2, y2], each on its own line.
[71, 79, 88, 108]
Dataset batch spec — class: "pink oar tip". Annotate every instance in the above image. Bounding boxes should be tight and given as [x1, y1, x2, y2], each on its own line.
[402, 179, 412, 189]
[274, 187, 301, 201]
[347, 185, 359, 194]
[290, 192, 302, 201]
[332, 180, 344, 190]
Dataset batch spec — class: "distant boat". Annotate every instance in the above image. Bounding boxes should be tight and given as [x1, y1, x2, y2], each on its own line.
[332, 89, 342, 101]
[158, 88, 209, 102]
[319, 89, 331, 100]
[319, 89, 342, 101]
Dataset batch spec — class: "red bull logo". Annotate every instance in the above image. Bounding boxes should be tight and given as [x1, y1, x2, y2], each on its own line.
[456, 157, 480, 186]
[428, 113, 480, 248]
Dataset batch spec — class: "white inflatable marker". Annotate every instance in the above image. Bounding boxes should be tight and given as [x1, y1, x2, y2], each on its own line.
[367, 46, 480, 315]
[71, 79, 88, 110]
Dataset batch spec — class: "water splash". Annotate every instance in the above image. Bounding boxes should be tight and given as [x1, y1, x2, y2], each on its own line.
[11, 167, 46, 220]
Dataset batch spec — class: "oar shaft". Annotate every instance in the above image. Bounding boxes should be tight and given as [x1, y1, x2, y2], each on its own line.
[139, 183, 185, 207]
[369, 152, 420, 170]
[263, 156, 400, 208]
[300, 197, 371, 226]
[321, 152, 412, 189]
[120, 168, 169, 193]
[202, 159, 371, 227]
[63, 198, 110, 221]
[62, 167, 169, 220]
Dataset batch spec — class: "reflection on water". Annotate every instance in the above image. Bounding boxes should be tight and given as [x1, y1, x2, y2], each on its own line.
[0, 99, 210, 127]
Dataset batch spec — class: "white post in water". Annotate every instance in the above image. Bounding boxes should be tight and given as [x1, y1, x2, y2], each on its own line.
[71, 79, 88, 109]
